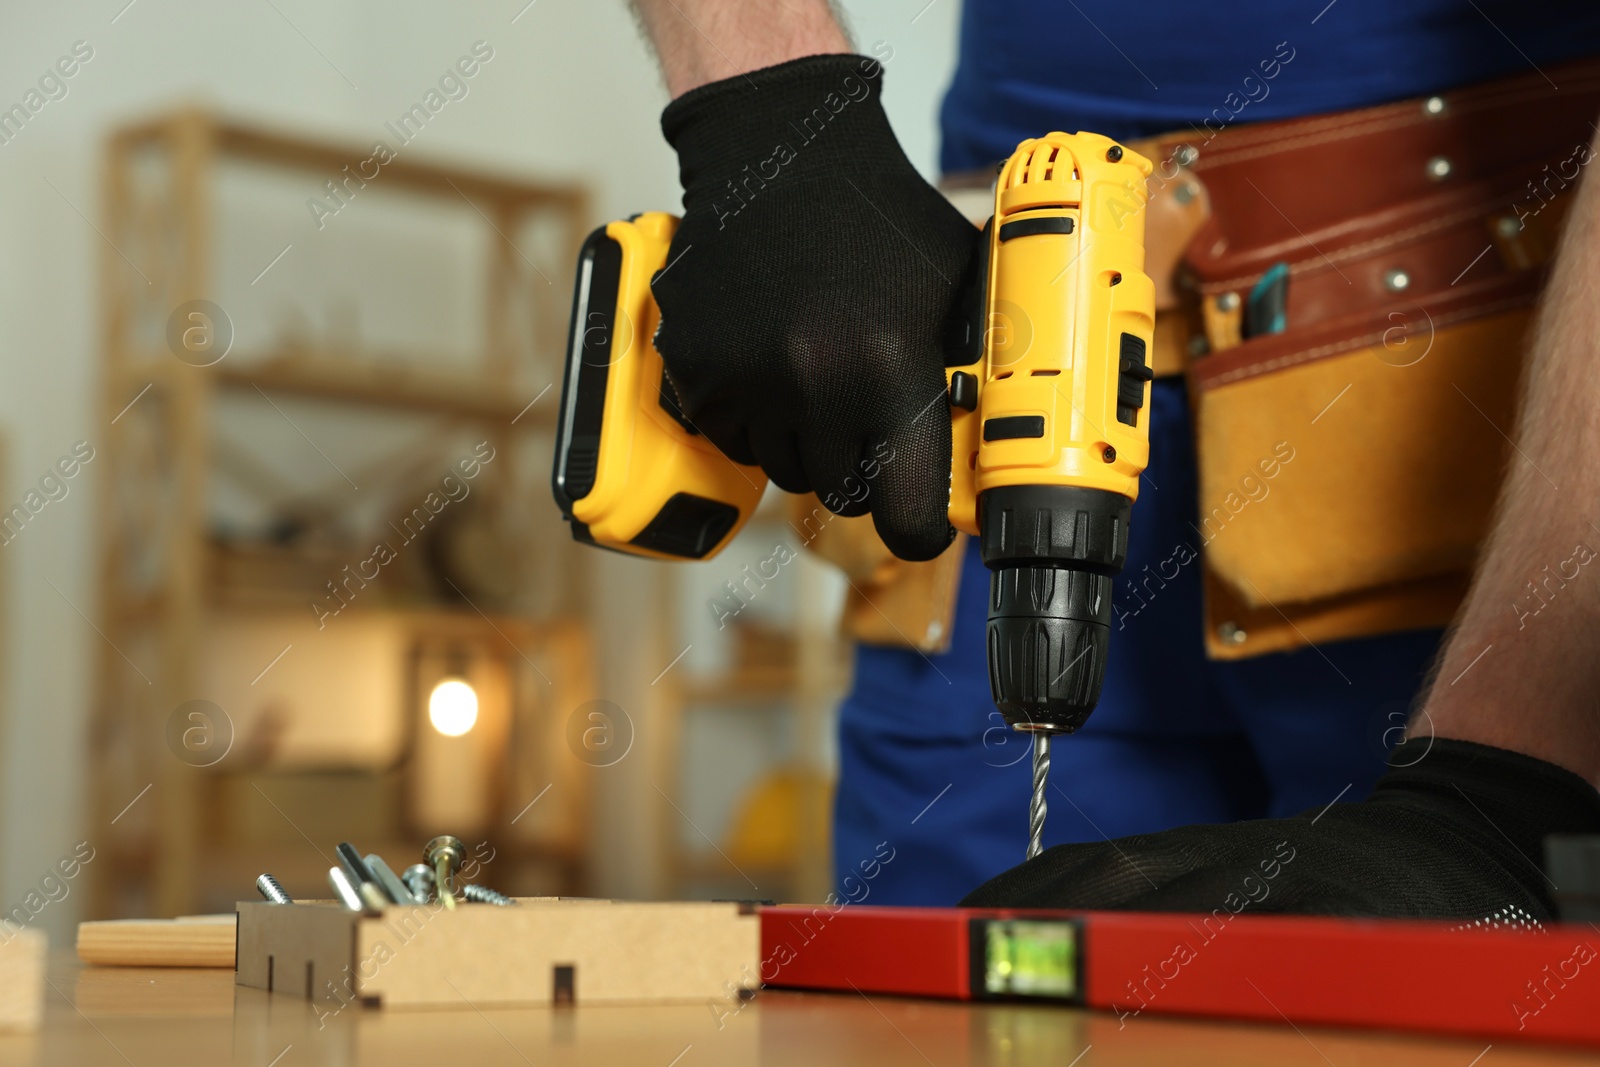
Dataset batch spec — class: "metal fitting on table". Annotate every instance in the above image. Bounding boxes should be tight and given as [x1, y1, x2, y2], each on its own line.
[402, 863, 435, 903]
[424, 835, 467, 910]
[255, 873, 293, 905]
[461, 884, 515, 907]
[365, 853, 418, 905]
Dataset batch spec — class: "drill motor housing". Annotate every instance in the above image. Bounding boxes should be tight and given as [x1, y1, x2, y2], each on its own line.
[552, 132, 1155, 737]
[949, 134, 1155, 734]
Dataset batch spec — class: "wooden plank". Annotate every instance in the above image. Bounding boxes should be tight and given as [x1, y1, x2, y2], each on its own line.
[124, 110, 586, 259]
[76, 916, 237, 968]
[154, 106, 215, 920]
[212, 120, 583, 208]
[211, 356, 551, 423]
[0, 926, 46, 1031]
[89, 108, 141, 924]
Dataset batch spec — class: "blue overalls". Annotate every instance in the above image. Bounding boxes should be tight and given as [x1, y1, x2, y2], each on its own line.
[835, 0, 1600, 904]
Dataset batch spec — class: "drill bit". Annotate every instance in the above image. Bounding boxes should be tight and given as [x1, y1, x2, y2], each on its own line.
[461, 884, 516, 906]
[424, 835, 466, 911]
[1027, 733, 1051, 860]
[255, 873, 293, 905]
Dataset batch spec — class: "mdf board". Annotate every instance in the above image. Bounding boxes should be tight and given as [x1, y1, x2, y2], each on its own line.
[237, 899, 760, 1009]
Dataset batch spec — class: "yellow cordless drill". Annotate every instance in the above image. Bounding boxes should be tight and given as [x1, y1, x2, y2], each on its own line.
[552, 132, 1155, 859]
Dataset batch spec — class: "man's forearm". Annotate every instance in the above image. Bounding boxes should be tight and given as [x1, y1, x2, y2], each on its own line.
[1417, 130, 1600, 780]
[629, 0, 851, 98]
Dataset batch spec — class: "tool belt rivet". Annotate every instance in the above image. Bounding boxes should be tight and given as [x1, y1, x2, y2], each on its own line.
[1383, 269, 1412, 293]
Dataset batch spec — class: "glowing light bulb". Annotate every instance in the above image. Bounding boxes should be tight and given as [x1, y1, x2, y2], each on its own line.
[428, 678, 478, 737]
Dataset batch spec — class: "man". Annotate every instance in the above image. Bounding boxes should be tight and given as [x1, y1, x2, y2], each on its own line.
[626, 0, 1600, 917]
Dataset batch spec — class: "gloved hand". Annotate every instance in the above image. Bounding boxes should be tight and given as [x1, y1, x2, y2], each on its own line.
[962, 739, 1600, 920]
[653, 54, 980, 561]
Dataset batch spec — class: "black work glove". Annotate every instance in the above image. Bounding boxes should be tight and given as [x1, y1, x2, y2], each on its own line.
[962, 739, 1600, 921]
[654, 55, 979, 561]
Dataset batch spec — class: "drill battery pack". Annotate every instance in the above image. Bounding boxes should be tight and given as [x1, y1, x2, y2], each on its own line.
[551, 212, 766, 561]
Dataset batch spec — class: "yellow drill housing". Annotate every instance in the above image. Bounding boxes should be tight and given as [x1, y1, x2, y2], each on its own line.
[552, 133, 1155, 733]
[948, 132, 1155, 533]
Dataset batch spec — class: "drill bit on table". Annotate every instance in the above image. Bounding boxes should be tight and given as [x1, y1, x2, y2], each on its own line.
[1027, 733, 1051, 861]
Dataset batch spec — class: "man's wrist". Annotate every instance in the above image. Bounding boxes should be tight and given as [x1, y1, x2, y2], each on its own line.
[661, 54, 913, 218]
[631, 0, 851, 98]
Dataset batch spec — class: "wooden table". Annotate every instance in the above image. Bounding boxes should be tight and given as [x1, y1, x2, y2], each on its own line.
[1, 956, 1593, 1066]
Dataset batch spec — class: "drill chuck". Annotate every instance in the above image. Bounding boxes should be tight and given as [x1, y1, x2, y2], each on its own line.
[980, 484, 1130, 734]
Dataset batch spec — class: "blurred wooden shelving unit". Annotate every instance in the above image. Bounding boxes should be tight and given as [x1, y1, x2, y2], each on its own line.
[91, 109, 590, 918]
[210, 355, 534, 421]
[654, 500, 853, 906]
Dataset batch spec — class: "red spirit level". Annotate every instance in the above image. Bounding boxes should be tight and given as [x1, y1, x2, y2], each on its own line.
[758, 905, 1600, 1046]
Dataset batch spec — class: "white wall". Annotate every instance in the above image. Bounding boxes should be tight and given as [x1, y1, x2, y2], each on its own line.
[0, 0, 959, 939]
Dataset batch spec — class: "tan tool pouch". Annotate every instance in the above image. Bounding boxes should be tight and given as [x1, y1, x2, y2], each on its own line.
[1173, 58, 1600, 659]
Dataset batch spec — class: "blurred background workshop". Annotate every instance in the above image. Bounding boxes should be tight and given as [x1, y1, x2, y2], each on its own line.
[0, 0, 959, 944]
[5, 0, 1600, 1063]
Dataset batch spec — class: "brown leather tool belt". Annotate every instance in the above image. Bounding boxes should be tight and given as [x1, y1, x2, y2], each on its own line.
[824, 56, 1600, 658]
[1161, 55, 1600, 658]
